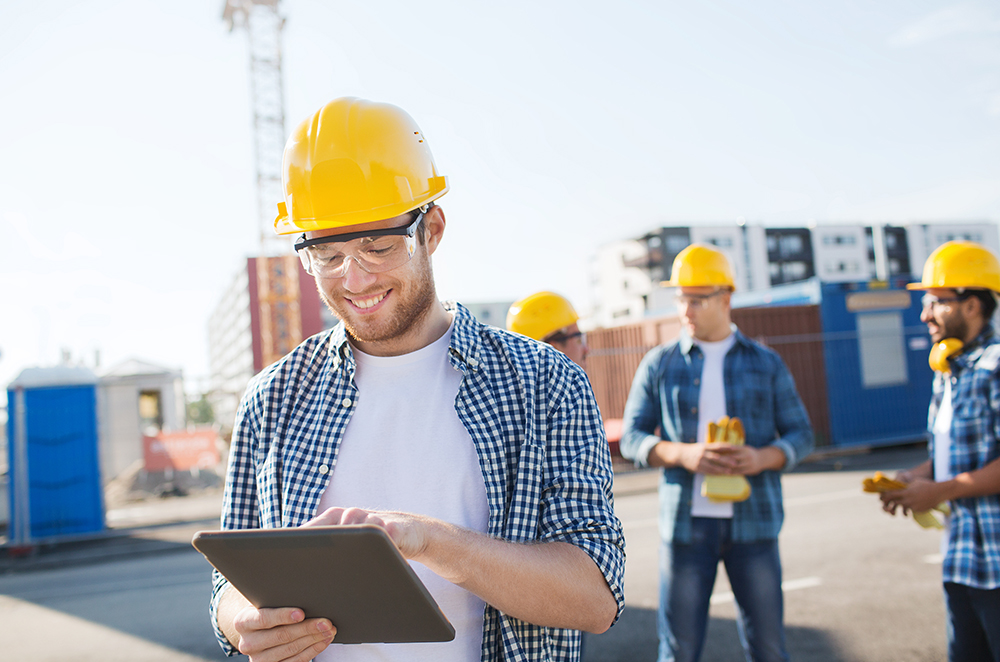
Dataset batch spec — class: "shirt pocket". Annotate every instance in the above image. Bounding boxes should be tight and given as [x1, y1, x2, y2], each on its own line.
[733, 367, 774, 444]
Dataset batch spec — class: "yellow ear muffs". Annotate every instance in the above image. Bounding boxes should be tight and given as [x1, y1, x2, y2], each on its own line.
[929, 338, 963, 373]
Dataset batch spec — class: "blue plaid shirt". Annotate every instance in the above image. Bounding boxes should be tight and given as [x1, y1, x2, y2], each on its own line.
[929, 324, 1000, 590]
[210, 302, 625, 661]
[619, 327, 813, 543]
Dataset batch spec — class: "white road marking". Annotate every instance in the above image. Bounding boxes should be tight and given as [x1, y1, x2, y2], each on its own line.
[625, 489, 866, 530]
[710, 576, 823, 605]
[784, 489, 866, 506]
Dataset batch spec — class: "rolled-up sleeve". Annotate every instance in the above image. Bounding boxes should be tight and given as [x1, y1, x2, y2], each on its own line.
[769, 355, 814, 471]
[537, 366, 627, 623]
[620, 348, 667, 468]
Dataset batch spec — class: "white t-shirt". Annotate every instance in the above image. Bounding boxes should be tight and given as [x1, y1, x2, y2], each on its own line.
[933, 377, 955, 547]
[691, 333, 737, 519]
[933, 378, 954, 483]
[315, 324, 490, 662]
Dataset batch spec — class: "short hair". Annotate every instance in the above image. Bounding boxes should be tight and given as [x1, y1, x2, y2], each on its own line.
[414, 203, 437, 246]
[958, 289, 998, 321]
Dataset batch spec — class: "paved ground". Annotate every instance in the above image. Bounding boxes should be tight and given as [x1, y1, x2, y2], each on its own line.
[0, 442, 951, 661]
[585, 442, 944, 662]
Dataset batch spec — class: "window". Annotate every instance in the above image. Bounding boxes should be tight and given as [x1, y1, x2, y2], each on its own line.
[857, 313, 908, 388]
[139, 390, 163, 433]
[783, 261, 809, 279]
[780, 234, 804, 254]
[666, 236, 690, 253]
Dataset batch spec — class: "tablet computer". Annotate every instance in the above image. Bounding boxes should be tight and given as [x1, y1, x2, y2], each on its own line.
[192, 525, 456, 644]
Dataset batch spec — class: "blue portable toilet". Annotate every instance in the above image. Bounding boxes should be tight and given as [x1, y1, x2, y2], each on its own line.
[7, 366, 105, 544]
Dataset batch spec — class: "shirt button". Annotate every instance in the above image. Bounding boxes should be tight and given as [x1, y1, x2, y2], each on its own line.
[690, 407, 697, 414]
[342, 398, 352, 408]
[694, 378, 700, 386]
[319, 464, 329, 475]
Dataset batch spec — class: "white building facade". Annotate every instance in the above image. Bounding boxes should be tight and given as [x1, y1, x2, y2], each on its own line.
[590, 221, 1000, 326]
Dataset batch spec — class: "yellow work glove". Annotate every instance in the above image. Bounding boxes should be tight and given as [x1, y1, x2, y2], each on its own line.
[703, 416, 752, 503]
[862, 471, 951, 529]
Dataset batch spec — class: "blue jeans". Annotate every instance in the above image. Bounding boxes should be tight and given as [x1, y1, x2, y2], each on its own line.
[944, 582, 1000, 662]
[658, 518, 789, 662]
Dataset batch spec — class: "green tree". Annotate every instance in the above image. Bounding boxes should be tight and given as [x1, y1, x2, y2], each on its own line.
[186, 396, 215, 426]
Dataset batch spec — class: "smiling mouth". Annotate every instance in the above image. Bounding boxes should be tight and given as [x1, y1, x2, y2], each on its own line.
[348, 292, 387, 310]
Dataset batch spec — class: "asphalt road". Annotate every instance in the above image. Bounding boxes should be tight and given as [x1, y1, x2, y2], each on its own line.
[0, 443, 948, 661]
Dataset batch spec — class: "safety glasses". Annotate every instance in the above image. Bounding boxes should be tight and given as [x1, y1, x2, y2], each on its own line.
[294, 210, 424, 278]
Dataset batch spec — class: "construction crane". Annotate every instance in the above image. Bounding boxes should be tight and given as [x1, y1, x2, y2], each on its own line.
[222, 0, 302, 371]
[222, 0, 288, 256]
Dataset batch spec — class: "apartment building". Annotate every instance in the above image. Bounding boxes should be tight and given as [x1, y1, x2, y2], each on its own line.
[590, 221, 999, 328]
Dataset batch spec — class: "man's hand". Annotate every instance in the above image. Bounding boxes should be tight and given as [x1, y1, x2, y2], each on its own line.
[674, 442, 740, 475]
[305, 507, 431, 560]
[219, 589, 335, 662]
[651, 439, 787, 476]
[713, 444, 777, 476]
[305, 507, 618, 633]
[880, 478, 946, 515]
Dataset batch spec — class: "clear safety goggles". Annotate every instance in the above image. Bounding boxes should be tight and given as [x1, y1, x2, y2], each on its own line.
[294, 209, 424, 278]
[920, 292, 968, 311]
[674, 289, 725, 310]
[546, 330, 586, 345]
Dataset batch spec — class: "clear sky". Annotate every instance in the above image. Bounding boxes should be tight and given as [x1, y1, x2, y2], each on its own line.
[2, 0, 999, 394]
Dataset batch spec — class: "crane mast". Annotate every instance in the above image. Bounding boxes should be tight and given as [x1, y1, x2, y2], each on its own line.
[223, 0, 287, 256]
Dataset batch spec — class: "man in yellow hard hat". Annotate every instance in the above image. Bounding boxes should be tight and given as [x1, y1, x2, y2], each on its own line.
[619, 243, 813, 662]
[506, 291, 589, 369]
[210, 98, 624, 662]
[881, 240, 1000, 661]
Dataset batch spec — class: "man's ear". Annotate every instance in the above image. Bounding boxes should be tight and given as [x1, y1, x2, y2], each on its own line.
[720, 289, 734, 310]
[963, 294, 982, 320]
[422, 205, 446, 255]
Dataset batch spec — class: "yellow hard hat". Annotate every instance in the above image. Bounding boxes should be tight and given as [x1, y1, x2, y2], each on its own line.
[274, 97, 449, 235]
[906, 241, 1000, 292]
[506, 292, 579, 341]
[667, 244, 736, 290]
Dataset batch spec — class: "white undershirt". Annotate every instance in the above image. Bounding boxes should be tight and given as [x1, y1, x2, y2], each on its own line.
[933, 378, 954, 483]
[691, 333, 737, 518]
[933, 378, 954, 548]
[314, 324, 489, 662]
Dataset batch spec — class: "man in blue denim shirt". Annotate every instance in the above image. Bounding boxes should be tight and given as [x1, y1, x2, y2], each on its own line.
[882, 241, 1000, 662]
[620, 244, 813, 662]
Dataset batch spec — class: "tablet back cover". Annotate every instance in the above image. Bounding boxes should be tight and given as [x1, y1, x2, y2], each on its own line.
[192, 525, 455, 644]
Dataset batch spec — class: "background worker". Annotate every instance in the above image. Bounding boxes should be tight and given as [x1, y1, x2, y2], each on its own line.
[210, 97, 625, 662]
[881, 240, 1000, 662]
[619, 243, 814, 662]
[506, 291, 589, 369]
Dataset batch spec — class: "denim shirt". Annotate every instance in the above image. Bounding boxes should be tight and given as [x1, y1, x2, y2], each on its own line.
[210, 302, 625, 662]
[929, 324, 1000, 590]
[619, 327, 814, 543]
